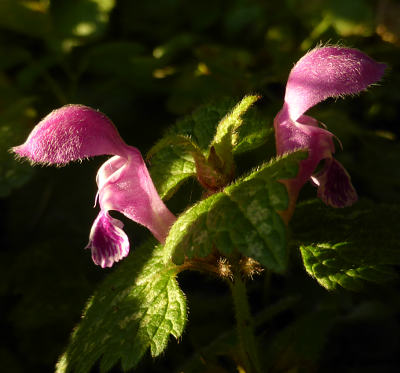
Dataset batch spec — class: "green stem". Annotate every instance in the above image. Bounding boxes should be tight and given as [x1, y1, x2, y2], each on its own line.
[229, 270, 262, 373]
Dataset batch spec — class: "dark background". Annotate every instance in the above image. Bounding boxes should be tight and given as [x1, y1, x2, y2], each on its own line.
[1, 0, 400, 372]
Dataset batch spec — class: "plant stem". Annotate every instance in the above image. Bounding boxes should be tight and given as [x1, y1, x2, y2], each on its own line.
[229, 269, 262, 373]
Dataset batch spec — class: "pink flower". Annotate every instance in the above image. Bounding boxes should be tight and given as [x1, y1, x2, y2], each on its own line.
[274, 46, 386, 221]
[13, 105, 176, 268]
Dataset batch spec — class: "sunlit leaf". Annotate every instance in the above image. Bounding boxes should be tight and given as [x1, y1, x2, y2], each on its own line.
[164, 151, 306, 272]
[148, 135, 198, 199]
[56, 241, 186, 373]
[149, 97, 273, 199]
[210, 94, 260, 170]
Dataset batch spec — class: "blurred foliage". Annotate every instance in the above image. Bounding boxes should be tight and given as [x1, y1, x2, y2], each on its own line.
[1, 0, 400, 372]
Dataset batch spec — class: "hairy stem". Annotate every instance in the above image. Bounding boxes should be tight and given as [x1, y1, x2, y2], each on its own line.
[229, 269, 262, 373]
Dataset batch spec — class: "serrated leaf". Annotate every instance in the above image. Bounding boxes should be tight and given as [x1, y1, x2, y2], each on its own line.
[293, 200, 400, 291]
[148, 135, 198, 199]
[300, 243, 398, 291]
[56, 241, 186, 373]
[234, 121, 272, 155]
[148, 97, 274, 199]
[148, 99, 235, 199]
[167, 98, 236, 150]
[210, 95, 259, 170]
[164, 151, 306, 272]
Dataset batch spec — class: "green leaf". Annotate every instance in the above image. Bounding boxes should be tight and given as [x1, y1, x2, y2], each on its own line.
[56, 241, 187, 373]
[210, 95, 259, 170]
[293, 200, 400, 291]
[148, 100, 235, 199]
[148, 135, 198, 199]
[148, 97, 274, 199]
[300, 243, 398, 291]
[233, 108, 273, 155]
[147, 99, 230, 199]
[164, 151, 306, 272]
[167, 98, 236, 150]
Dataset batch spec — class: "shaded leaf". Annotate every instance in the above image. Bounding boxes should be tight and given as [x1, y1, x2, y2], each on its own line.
[179, 296, 300, 373]
[264, 310, 335, 372]
[293, 200, 400, 291]
[300, 243, 398, 291]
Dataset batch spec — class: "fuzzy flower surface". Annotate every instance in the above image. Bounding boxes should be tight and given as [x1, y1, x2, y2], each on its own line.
[13, 105, 176, 268]
[274, 46, 386, 218]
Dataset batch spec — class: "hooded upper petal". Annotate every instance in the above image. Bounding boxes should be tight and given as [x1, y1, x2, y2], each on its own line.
[13, 104, 176, 267]
[12, 105, 129, 164]
[96, 147, 176, 243]
[285, 46, 386, 121]
[274, 47, 385, 218]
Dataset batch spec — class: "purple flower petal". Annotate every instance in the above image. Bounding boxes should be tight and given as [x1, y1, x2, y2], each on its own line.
[87, 211, 130, 268]
[285, 46, 386, 121]
[96, 147, 176, 244]
[312, 158, 358, 208]
[12, 105, 129, 165]
[274, 46, 385, 216]
[275, 109, 335, 188]
[13, 104, 177, 267]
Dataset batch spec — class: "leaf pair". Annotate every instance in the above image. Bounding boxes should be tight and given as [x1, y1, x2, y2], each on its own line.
[148, 95, 272, 199]
[164, 151, 306, 273]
